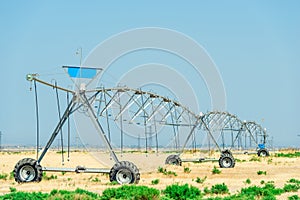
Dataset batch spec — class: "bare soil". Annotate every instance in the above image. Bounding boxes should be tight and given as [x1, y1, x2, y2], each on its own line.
[0, 150, 300, 199]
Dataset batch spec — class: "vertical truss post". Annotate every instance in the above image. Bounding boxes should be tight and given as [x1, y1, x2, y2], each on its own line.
[79, 91, 119, 163]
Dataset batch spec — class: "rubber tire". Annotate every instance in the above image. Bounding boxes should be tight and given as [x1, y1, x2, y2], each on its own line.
[165, 155, 182, 166]
[14, 158, 42, 183]
[219, 153, 235, 168]
[257, 149, 270, 157]
[109, 161, 140, 184]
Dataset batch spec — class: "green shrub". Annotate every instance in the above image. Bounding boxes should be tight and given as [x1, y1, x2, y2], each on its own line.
[283, 184, 300, 192]
[249, 157, 261, 162]
[203, 187, 210, 195]
[151, 179, 160, 185]
[158, 166, 164, 173]
[9, 187, 17, 193]
[56, 150, 66, 154]
[288, 179, 300, 184]
[245, 178, 251, 184]
[240, 183, 283, 199]
[184, 167, 191, 173]
[210, 183, 229, 194]
[42, 172, 57, 180]
[101, 185, 160, 200]
[0, 173, 8, 180]
[0, 191, 48, 199]
[157, 166, 177, 176]
[276, 152, 300, 158]
[195, 176, 207, 184]
[163, 183, 201, 200]
[212, 166, 221, 174]
[91, 177, 101, 182]
[106, 181, 118, 185]
[289, 195, 300, 200]
[9, 171, 14, 180]
[257, 170, 267, 175]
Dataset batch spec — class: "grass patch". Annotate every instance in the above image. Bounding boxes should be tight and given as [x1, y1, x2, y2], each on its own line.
[257, 170, 267, 175]
[212, 166, 221, 174]
[43, 172, 57, 180]
[195, 176, 207, 184]
[0, 173, 8, 180]
[289, 195, 300, 200]
[157, 166, 177, 176]
[151, 179, 160, 185]
[91, 177, 101, 183]
[276, 152, 300, 158]
[183, 167, 191, 173]
[244, 178, 251, 185]
[9, 187, 17, 193]
[102, 185, 160, 200]
[163, 183, 201, 200]
[249, 156, 261, 162]
[0, 181, 299, 200]
[210, 183, 229, 195]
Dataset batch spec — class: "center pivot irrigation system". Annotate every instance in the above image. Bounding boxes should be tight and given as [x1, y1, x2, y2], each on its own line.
[13, 66, 269, 185]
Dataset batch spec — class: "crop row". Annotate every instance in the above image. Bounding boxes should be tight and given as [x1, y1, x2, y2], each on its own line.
[1, 178, 300, 200]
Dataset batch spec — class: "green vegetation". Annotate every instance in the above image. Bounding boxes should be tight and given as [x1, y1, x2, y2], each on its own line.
[0, 173, 8, 180]
[235, 158, 246, 163]
[210, 183, 229, 195]
[257, 170, 267, 175]
[184, 167, 191, 173]
[157, 166, 177, 176]
[9, 171, 14, 180]
[106, 181, 118, 185]
[283, 178, 300, 192]
[56, 150, 67, 154]
[151, 179, 160, 185]
[163, 184, 201, 200]
[289, 195, 300, 200]
[195, 176, 207, 184]
[9, 187, 17, 193]
[275, 152, 300, 158]
[288, 178, 300, 184]
[42, 172, 57, 180]
[212, 166, 221, 174]
[245, 178, 251, 185]
[1, 178, 300, 199]
[91, 177, 101, 183]
[249, 156, 261, 162]
[101, 185, 160, 200]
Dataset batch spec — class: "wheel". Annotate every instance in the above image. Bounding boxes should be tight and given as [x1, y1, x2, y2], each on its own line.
[14, 158, 42, 183]
[219, 153, 235, 168]
[109, 161, 140, 184]
[165, 155, 182, 166]
[257, 149, 269, 157]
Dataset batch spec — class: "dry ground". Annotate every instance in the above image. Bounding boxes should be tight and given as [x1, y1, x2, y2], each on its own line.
[0, 150, 300, 199]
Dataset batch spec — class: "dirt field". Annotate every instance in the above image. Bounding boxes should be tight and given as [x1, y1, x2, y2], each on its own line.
[1, 150, 300, 199]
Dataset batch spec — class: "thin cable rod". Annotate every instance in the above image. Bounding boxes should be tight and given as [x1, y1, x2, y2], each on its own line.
[67, 92, 70, 161]
[55, 81, 64, 165]
[34, 80, 40, 160]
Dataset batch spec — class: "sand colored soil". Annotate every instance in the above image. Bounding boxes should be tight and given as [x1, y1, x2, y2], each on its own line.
[0, 150, 300, 199]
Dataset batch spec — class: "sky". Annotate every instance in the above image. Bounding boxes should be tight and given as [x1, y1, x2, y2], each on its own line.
[0, 1, 300, 148]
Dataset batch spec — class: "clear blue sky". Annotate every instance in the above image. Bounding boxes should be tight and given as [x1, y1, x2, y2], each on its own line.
[1, 1, 299, 147]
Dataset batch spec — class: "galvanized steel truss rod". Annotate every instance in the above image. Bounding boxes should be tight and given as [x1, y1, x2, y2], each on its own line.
[37, 95, 77, 163]
[79, 92, 119, 163]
